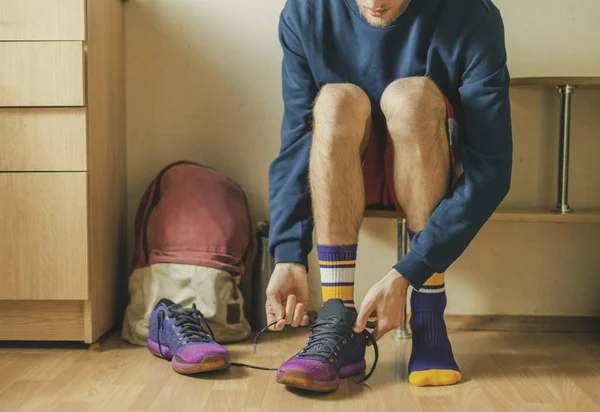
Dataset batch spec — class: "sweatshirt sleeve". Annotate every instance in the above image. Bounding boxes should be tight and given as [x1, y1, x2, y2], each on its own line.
[268, 12, 318, 269]
[393, 8, 513, 289]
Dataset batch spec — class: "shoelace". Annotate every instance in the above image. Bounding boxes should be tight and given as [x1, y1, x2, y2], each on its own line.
[157, 304, 215, 357]
[230, 320, 280, 371]
[298, 319, 353, 358]
[247, 318, 379, 384]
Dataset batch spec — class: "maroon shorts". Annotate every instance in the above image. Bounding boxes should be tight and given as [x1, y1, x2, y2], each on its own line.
[362, 93, 459, 214]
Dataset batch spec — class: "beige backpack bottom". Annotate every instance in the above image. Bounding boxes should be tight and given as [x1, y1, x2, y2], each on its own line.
[122, 263, 251, 345]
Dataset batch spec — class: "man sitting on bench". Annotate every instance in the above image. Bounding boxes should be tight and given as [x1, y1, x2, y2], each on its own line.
[265, 0, 513, 392]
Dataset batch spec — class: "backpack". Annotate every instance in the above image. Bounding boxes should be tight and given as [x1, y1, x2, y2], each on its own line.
[121, 161, 253, 345]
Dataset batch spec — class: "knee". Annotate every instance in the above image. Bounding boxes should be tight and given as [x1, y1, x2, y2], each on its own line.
[314, 83, 371, 119]
[381, 77, 446, 139]
[312, 84, 371, 148]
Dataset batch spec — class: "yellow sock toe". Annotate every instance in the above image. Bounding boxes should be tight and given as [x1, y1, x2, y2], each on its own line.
[408, 369, 462, 387]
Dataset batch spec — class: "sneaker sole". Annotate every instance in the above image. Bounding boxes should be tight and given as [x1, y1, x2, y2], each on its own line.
[277, 369, 339, 393]
[147, 339, 174, 359]
[172, 355, 231, 375]
[276, 360, 366, 393]
[148, 339, 231, 374]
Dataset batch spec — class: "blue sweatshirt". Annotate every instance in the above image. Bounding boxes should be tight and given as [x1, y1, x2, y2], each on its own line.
[268, 0, 513, 289]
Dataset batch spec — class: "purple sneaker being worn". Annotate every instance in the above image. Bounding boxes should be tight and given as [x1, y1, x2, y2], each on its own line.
[148, 299, 231, 374]
[276, 299, 378, 393]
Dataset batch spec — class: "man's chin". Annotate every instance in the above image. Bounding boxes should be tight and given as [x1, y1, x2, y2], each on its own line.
[363, 16, 395, 27]
[358, 8, 401, 27]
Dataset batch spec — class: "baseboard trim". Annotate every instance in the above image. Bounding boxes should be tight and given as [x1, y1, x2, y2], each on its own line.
[444, 314, 600, 333]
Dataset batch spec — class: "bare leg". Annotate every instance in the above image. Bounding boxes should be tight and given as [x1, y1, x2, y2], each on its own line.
[277, 84, 377, 392]
[310, 84, 371, 244]
[381, 77, 450, 232]
[381, 77, 461, 387]
[310, 84, 371, 308]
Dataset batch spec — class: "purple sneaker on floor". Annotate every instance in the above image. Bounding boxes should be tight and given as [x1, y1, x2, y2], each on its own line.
[276, 299, 378, 393]
[148, 299, 231, 374]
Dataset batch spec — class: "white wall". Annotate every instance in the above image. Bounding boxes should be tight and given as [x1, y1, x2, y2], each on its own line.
[125, 0, 600, 316]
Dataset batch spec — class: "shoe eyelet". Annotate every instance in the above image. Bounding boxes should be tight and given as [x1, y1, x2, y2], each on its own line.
[329, 358, 334, 363]
[334, 352, 337, 356]
[343, 339, 346, 344]
[336, 345, 340, 351]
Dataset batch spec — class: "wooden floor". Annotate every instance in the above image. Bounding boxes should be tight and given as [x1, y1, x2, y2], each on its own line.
[1, 329, 600, 412]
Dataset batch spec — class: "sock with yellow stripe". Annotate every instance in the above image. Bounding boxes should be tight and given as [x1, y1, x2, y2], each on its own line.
[408, 271, 462, 387]
[317, 244, 357, 308]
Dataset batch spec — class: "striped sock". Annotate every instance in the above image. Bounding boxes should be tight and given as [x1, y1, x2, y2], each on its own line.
[408, 272, 461, 386]
[317, 244, 357, 308]
[405, 230, 460, 386]
[419, 272, 445, 294]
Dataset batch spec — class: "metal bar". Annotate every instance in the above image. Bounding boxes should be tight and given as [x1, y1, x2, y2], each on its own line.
[553, 85, 576, 214]
[393, 217, 411, 340]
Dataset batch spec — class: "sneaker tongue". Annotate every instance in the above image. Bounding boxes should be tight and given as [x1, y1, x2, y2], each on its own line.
[317, 299, 356, 327]
[167, 303, 184, 313]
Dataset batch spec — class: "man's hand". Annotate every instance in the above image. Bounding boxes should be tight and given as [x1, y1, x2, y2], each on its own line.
[265, 263, 310, 331]
[353, 269, 410, 341]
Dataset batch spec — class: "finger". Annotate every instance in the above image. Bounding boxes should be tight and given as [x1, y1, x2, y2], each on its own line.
[275, 319, 286, 331]
[266, 309, 277, 327]
[267, 315, 284, 331]
[285, 295, 297, 325]
[291, 303, 305, 327]
[366, 320, 378, 329]
[266, 296, 285, 331]
[353, 299, 375, 333]
[266, 305, 278, 331]
[300, 314, 310, 327]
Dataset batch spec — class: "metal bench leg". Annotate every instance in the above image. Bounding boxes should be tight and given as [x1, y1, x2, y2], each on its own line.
[393, 217, 411, 340]
[553, 84, 576, 214]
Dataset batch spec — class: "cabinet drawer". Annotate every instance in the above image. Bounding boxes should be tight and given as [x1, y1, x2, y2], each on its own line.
[0, 0, 85, 41]
[0, 42, 85, 107]
[0, 173, 88, 300]
[0, 108, 87, 171]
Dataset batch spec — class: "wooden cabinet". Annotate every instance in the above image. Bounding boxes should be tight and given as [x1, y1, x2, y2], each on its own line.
[0, 173, 88, 300]
[0, 108, 87, 171]
[0, 42, 85, 107]
[0, 1, 126, 343]
[0, 0, 86, 41]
